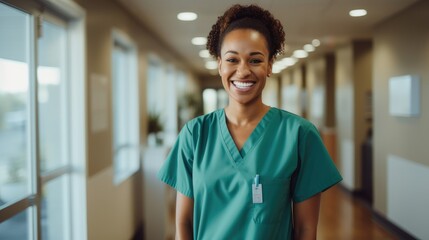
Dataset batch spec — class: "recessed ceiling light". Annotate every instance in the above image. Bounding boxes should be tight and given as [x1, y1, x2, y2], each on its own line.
[192, 37, 207, 46]
[312, 39, 321, 47]
[199, 50, 210, 58]
[304, 44, 315, 52]
[205, 60, 218, 70]
[281, 57, 297, 66]
[293, 50, 308, 59]
[349, 9, 367, 17]
[272, 67, 282, 74]
[177, 12, 198, 21]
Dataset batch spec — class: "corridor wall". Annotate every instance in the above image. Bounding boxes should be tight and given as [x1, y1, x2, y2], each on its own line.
[373, 1, 429, 238]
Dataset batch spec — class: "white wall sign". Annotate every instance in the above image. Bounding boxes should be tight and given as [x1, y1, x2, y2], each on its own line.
[90, 73, 109, 133]
[389, 75, 420, 117]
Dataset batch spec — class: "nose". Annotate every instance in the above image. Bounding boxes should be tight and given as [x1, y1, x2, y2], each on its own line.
[236, 62, 251, 77]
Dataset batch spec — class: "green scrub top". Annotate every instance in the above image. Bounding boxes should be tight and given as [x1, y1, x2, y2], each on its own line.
[157, 107, 342, 239]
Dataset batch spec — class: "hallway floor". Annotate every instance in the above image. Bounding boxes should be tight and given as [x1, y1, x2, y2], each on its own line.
[318, 186, 397, 240]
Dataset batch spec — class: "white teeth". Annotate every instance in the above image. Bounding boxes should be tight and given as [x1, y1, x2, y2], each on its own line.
[233, 81, 255, 89]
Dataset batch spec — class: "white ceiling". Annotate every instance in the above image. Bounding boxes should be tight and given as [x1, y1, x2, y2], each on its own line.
[116, 0, 418, 76]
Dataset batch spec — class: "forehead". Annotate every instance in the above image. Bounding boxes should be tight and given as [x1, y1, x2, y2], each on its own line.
[221, 29, 269, 53]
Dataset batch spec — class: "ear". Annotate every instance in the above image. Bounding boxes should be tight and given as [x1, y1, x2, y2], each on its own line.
[267, 58, 273, 77]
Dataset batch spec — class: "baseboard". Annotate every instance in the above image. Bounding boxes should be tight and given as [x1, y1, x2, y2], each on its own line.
[372, 210, 418, 240]
[337, 184, 418, 239]
[337, 184, 417, 239]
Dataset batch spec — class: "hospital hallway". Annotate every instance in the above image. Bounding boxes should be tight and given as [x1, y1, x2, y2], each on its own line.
[318, 186, 396, 240]
[1, 0, 429, 239]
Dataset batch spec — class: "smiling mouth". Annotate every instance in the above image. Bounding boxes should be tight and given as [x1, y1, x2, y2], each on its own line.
[231, 81, 256, 89]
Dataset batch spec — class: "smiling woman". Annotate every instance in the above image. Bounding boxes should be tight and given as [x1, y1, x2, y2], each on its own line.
[157, 4, 342, 240]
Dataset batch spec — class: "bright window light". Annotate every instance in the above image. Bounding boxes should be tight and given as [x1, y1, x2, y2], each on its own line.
[203, 89, 217, 114]
[177, 12, 198, 21]
[192, 37, 207, 46]
[0, 58, 29, 93]
[349, 9, 367, 17]
[38, 66, 61, 85]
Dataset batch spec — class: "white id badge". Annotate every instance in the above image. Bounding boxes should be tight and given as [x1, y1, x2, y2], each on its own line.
[252, 184, 263, 204]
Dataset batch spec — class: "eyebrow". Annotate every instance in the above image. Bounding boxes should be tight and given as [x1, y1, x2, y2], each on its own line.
[224, 50, 265, 57]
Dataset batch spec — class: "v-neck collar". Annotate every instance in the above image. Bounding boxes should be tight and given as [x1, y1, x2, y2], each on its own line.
[218, 107, 275, 163]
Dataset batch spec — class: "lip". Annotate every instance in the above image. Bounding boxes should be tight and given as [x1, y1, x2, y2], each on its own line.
[230, 80, 256, 92]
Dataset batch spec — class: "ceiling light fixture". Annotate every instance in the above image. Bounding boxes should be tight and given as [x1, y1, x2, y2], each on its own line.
[281, 57, 297, 66]
[312, 39, 321, 47]
[177, 12, 198, 21]
[304, 44, 315, 52]
[205, 60, 218, 70]
[349, 9, 367, 17]
[293, 50, 308, 59]
[199, 50, 210, 58]
[192, 37, 207, 46]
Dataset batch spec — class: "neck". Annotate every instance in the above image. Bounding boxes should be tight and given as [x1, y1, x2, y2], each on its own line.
[225, 100, 270, 126]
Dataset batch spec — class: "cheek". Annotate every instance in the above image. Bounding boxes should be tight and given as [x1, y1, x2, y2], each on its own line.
[219, 65, 232, 77]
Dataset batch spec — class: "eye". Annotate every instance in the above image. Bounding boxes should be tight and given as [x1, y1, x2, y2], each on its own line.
[249, 59, 263, 64]
[226, 58, 238, 63]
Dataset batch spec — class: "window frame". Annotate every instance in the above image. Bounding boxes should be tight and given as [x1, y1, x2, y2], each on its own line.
[0, 1, 86, 240]
[111, 29, 140, 185]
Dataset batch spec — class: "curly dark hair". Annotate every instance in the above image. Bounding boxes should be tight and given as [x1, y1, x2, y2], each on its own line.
[206, 4, 285, 60]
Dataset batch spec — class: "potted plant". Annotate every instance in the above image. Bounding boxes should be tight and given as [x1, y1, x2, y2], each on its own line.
[147, 112, 164, 146]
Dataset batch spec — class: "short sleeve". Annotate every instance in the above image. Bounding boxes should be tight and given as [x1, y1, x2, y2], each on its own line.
[157, 123, 194, 198]
[292, 124, 342, 202]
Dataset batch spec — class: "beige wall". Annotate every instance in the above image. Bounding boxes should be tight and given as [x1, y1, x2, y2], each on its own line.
[373, 0, 429, 227]
[73, 0, 200, 238]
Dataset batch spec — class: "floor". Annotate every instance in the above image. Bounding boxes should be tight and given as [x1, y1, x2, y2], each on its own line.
[318, 186, 397, 240]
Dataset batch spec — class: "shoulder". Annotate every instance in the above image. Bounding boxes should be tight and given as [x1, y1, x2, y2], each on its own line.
[183, 109, 222, 133]
[271, 108, 315, 133]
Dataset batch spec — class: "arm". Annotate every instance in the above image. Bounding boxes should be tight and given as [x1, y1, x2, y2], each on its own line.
[293, 193, 321, 240]
[176, 192, 194, 240]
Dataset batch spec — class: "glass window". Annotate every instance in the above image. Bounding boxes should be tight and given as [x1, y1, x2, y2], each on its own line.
[147, 59, 165, 115]
[0, 1, 31, 209]
[37, 19, 71, 240]
[147, 59, 184, 146]
[112, 34, 140, 184]
[41, 175, 71, 240]
[203, 89, 217, 114]
[0, 2, 86, 239]
[37, 20, 68, 173]
[202, 88, 228, 114]
[0, 208, 32, 239]
[163, 67, 178, 146]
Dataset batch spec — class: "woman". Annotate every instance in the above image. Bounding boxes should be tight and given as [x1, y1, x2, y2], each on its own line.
[158, 4, 342, 239]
